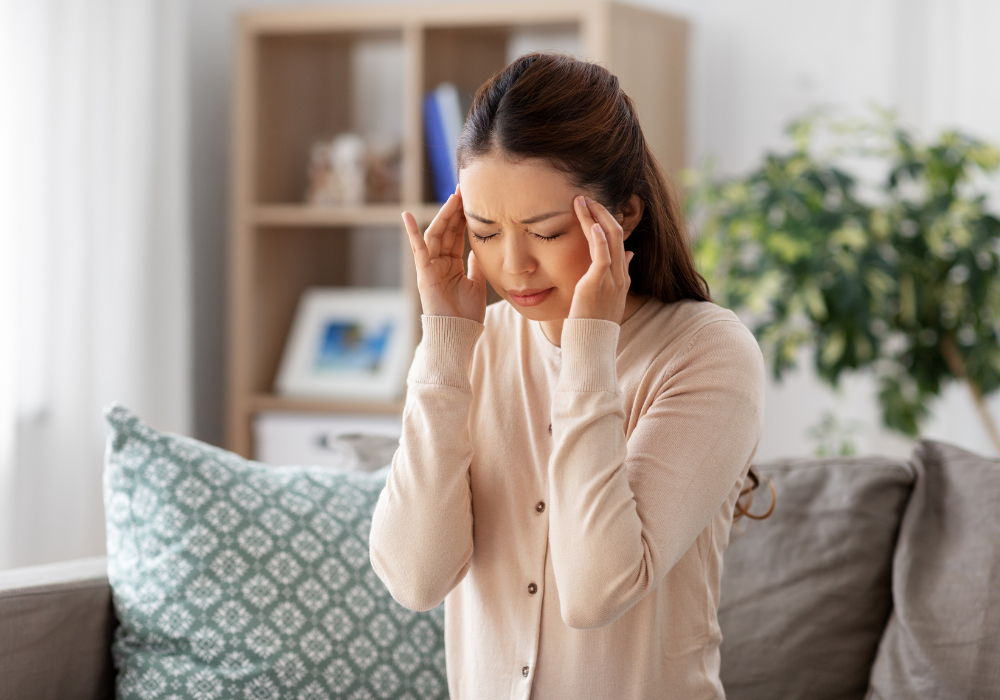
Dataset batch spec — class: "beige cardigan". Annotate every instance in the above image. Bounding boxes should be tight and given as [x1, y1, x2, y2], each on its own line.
[369, 297, 766, 699]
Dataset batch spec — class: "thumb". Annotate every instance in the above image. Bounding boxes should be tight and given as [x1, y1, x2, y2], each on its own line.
[468, 249, 486, 288]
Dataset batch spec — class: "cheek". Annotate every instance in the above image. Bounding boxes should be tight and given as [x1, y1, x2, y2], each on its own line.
[469, 240, 500, 275]
[469, 231, 592, 289]
[551, 233, 593, 285]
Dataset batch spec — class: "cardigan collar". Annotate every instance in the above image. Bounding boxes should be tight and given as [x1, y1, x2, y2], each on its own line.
[526, 295, 661, 361]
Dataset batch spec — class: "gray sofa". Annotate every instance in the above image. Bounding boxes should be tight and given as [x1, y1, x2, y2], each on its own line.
[2, 438, 998, 699]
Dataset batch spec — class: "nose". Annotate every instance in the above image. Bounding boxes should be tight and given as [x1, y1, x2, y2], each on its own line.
[501, 231, 536, 276]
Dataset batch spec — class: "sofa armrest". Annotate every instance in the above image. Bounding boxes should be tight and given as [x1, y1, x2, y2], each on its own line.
[0, 556, 116, 700]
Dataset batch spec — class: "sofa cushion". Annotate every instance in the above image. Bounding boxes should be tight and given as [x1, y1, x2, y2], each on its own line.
[102, 403, 447, 700]
[718, 455, 916, 700]
[866, 439, 1000, 699]
[0, 557, 116, 700]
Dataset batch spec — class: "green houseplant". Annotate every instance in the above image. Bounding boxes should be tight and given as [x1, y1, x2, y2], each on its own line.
[688, 110, 1000, 454]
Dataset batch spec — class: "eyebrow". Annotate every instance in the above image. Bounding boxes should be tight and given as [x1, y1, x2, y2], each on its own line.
[464, 210, 571, 225]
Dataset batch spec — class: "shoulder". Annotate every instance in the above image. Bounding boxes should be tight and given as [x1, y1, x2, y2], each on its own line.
[679, 304, 760, 360]
[634, 299, 764, 389]
[631, 298, 758, 359]
[664, 303, 765, 401]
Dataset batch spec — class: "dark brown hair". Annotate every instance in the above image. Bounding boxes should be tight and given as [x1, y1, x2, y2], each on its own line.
[456, 52, 712, 305]
[733, 465, 777, 523]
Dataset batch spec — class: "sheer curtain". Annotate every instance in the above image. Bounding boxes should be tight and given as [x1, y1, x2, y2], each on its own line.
[0, 0, 192, 570]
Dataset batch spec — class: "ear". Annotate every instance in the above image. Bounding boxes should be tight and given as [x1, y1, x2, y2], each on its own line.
[619, 194, 645, 240]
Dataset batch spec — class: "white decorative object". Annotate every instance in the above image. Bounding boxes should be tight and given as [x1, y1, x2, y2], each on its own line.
[305, 132, 367, 205]
[276, 287, 414, 401]
[253, 411, 402, 469]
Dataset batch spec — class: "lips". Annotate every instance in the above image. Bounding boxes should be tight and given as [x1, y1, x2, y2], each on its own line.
[507, 287, 554, 307]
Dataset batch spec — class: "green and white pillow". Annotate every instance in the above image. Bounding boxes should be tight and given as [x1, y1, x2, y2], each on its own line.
[102, 403, 447, 700]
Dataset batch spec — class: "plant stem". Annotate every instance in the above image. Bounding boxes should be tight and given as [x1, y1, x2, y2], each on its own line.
[940, 334, 1000, 456]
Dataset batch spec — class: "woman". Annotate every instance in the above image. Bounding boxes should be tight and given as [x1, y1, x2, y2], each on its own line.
[370, 53, 769, 699]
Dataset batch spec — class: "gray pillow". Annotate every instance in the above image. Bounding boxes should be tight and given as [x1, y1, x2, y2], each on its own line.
[866, 440, 1000, 699]
[718, 455, 915, 700]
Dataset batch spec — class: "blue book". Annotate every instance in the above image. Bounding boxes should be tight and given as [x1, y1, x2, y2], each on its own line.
[424, 82, 463, 203]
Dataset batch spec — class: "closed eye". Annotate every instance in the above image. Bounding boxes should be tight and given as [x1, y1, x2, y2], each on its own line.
[532, 231, 564, 241]
[470, 230, 564, 242]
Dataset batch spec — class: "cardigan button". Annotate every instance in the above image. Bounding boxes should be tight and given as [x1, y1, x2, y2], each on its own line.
[535, 501, 545, 513]
[528, 582, 537, 594]
[522, 665, 530, 677]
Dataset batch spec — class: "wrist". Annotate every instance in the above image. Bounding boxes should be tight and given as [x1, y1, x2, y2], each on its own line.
[557, 319, 620, 393]
[410, 315, 484, 389]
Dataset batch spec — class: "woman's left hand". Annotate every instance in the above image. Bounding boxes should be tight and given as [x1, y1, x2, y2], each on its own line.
[568, 194, 635, 323]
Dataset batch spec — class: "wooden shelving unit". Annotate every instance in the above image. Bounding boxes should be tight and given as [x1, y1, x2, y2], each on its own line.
[226, 0, 689, 458]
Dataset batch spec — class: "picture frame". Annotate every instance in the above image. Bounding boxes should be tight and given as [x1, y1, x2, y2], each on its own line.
[275, 287, 415, 401]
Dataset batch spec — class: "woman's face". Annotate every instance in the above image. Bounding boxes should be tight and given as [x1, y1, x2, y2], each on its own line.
[458, 154, 613, 322]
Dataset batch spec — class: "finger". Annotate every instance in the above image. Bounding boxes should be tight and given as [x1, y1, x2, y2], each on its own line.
[439, 186, 464, 257]
[448, 210, 468, 259]
[574, 195, 599, 261]
[592, 223, 612, 270]
[402, 211, 430, 269]
[467, 248, 486, 289]
[443, 192, 467, 259]
[585, 197, 624, 281]
[425, 196, 456, 259]
[425, 192, 462, 259]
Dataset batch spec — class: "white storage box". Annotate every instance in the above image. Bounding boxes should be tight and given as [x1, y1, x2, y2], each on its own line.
[253, 411, 402, 470]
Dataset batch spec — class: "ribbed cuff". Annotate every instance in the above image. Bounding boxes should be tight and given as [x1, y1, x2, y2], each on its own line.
[409, 315, 485, 389]
[557, 318, 621, 393]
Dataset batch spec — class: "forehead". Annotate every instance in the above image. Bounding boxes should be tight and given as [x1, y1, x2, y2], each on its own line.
[458, 156, 583, 222]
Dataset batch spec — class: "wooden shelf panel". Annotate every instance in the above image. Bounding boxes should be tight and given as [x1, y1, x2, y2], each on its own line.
[227, 1, 689, 458]
[253, 203, 441, 227]
[250, 393, 405, 416]
[241, 2, 590, 35]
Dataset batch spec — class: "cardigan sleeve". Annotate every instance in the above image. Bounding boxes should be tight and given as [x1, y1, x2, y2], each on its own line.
[547, 317, 765, 629]
[368, 314, 484, 612]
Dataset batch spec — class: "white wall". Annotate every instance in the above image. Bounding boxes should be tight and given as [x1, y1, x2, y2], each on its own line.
[186, 0, 1000, 461]
[651, 0, 1000, 461]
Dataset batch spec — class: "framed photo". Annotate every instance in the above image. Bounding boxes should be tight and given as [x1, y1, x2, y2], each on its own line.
[276, 287, 415, 401]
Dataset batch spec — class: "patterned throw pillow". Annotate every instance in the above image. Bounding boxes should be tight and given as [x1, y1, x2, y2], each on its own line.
[102, 403, 447, 700]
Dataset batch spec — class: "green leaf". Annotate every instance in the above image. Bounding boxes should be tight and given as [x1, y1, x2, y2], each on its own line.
[686, 106, 1000, 445]
[821, 331, 847, 366]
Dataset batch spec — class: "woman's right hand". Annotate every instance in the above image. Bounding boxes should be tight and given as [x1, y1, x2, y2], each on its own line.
[402, 184, 487, 324]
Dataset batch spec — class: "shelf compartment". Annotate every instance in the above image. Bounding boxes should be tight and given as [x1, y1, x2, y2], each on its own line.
[227, 2, 688, 458]
[251, 225, 406, 395]
[255, 29, 405, 205]
[419, 21, 582, 204]
[253, 203, 441, 227]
